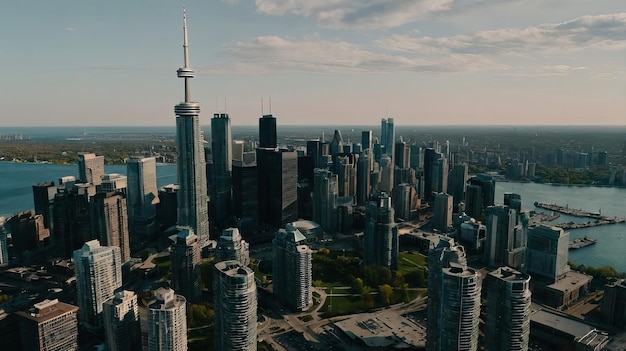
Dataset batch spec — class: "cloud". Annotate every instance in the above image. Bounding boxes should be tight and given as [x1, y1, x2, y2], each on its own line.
[65, 27, 76, 32]
[223, 35, 504, 74]
[253, 0, 455, 28]
[377, 13, 626, 55]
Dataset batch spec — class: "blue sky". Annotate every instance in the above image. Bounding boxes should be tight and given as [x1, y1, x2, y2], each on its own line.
[0, 0, 624, 126]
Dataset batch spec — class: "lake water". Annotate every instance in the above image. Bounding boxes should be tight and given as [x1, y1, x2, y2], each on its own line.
[1, 162, 624, 271]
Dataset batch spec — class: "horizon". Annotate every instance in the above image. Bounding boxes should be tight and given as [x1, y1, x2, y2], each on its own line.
[1, 1, 624, 127]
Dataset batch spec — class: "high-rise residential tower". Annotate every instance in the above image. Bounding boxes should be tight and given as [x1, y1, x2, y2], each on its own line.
[427, 243, 481, 351]
[380, 118, 395, 160]
[210, 113, 233, 230]
[174, 9, 209, 247]
[78, 153, 105, 185]
[364, 192, 398, 270]
[216, 227, 250, 267]
[525, 225, 569, 283]
[214, 260, 257, 351]
[483, 267, 531, 351]
[126, 156, 159, 236]
[103, 290, 142, 351]
[90, 191, 130, 262]
[148, 287, 187, 351]
[273, 223, 313, 311]
[73, 240, 122, 333]
[170, 227, 202, 303]
[312, 168, 338, 234]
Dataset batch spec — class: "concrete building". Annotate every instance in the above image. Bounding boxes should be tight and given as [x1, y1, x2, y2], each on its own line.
[483, 205, 526, 269]
[174, 9, 209, 248]
[526, 225, 569, 283]
[312, 168, 338, 234]
[53, 188, 92, 258]
[126, 156, 159, 236]
[7, 210, 50, 253]
[273, 223, 313, 311]
[209, 113, 233, 231]
[216, 227, 250, 267]
[147, 287, 187, 351]
[433, 192, 453, 232]
[73, 240, 122, 333]
[100, 173, 127, 193]
[483, 267, 531, 351]
[170, 227, 202, 303]
[78, 152, 104, 185]
[427, 243, 481, 351]
[103, 290, 141, 351]
[364, 192, 398, 270]
[601, 278, 626, 328]
[214, 260, 257, 351]
[394, 183, 419, 221]
[90, 191, 130, 262]
[16, 299, 79, 351]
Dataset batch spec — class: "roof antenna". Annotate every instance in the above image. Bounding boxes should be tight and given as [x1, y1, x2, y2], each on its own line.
[261, 98, 264, 116]
[215, 97, 218, 112]
[224, 96, 227, 114]
[269, 97, 272, 115]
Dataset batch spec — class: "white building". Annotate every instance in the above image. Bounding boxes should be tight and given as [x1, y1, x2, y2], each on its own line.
[73, 240, 122, 333]
[148, 287, 187, 351]
[103, 290, 141, 351]
[273, 223, 313, 310]
[214, 260, 257, 351]
[215, 227, 250, 267]
[126, 156, 159, 235]
[78, 152, 104, 185]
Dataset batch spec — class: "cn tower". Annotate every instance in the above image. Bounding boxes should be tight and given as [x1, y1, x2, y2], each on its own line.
[174, 8, 209, 247]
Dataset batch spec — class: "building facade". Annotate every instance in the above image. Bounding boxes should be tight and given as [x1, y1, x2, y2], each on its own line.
[214, 260, 257, 351]
[78, 153, 104, 185]
[16, 299, 79, 351]
[364, 192, 398, 270]
[148, 287, 187, 351]
[73, 240, 122, 333]
[170, 227, 202, 303]
[216, 227, 250, 266]
[273, 223, 313, 310]
[525, 225, 569, 283]
[103, 290, 141, 351]
[483, 267, 531, 351]
[209, 113, 233, 231]
[90, 191, 130, 262]
[433, 192, 453, 232]
[126, 156, 159, 236]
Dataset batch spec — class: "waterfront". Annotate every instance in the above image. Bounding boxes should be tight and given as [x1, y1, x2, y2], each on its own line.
[0, 162, 625, 272]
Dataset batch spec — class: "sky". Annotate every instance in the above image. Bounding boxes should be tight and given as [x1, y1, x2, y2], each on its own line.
[0, 0, 624, 127]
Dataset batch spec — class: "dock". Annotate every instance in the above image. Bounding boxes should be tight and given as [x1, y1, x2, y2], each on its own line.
[568, 237, 597, 250]
[534, 202, 603, 219]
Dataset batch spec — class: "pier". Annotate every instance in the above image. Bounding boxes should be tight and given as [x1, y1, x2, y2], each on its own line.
[568, 237, 597, 250]
[534, 202, 603, 219]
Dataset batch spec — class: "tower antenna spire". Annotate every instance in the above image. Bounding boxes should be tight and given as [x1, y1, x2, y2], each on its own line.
[177, 6, 195, 102]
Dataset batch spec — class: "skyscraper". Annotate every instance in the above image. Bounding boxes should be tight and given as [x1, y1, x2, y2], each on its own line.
[78, 153, 105, 185]
[483, 205, 527, 269]
[465, 174, 496, 220]
[210, 113, 233, 230]
[170, 227, 202, 303]
[216, 227, 250, 267]
[361, 130, 373, 152]
[126, 156, 159, 236]
[448, 163, 468, 207]
[273, 223, 313, 311]
[148, 287, 187, 351]
[90, 191, 130, 262]
[73, 240, 122, 333]
[483, 267, 531, 351]
[356, 150, 372, 205]
[257, 146, 298, 229]
[259, 114, 277, 148]
[312, 168, 338, 234]
[103, 290, 141, 351]
[364, 192, 398, 270]
[427, 244, 481, 351]
[433, 192, 453, 232]
[525, 225, 569, 283]
[214, 260, 257, 351]
[232, 160, 259, 237]
[174, 9, 209, 247]
[16, 299, 79, 351]
[32, 181, 56, 230]
[380, 118, 395, 160]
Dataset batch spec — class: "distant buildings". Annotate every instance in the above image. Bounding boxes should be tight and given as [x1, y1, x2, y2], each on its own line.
[170, 227, 202, 303]
[174, 9, 209, 247]
[148, 287, 187, 351]
[427, 243, 481, 351]
[273, 223, 313, 311]
[216, 227, 250, 267]
[73, 239, 122, 333]
[103, 290, 141, 351]
[483, 267, 531, 351]
[214, 260, 257, 351]
[16, 299, 79, 351]
[364, 192, 398, 270]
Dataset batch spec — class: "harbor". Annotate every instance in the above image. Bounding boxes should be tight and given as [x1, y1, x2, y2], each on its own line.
[568, 237, 597, 250]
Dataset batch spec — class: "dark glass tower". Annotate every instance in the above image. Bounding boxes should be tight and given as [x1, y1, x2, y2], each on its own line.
[259, 114, 277, 148]
[210, 113, 233, 231]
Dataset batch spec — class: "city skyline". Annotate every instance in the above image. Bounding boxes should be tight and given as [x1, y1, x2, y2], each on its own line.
[1, 1, 624, 127]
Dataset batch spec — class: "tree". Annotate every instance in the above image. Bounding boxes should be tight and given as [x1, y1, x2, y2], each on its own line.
[352, 278, 364, 294]
[379, 284, 393, 305]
